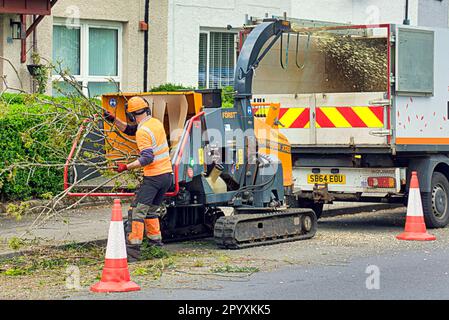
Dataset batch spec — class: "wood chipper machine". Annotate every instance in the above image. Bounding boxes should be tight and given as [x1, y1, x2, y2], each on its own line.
[65, 19, 318, 249]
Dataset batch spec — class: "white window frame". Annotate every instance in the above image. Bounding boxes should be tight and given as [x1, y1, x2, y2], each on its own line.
[52, 19, 123, 97]
[199, 28, 238, 88]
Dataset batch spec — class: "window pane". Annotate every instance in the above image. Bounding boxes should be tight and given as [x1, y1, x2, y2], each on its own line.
[88, 82, 119, 98]
[89, 28, 118, 76]
[209, 32, 235, 88]
[52, 25, 81, 75]
[52, 81, 82, 98]
[198, 33, 208, 88]
[397, 28, 434, 95]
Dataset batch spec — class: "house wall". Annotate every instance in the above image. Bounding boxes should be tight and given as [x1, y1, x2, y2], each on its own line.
[291, 0, 354, 24]
[1, 0, 448, 95]
[168, 0, 425, 88]
[40, 0, 146, 94]
[0, 14, 34, 92]
[0, 0, 158, 94]
[351, 0, 419, 25]
[166, 0, 292, 87]
[149, 0, 169, 87]
[418, 0, 449, 28]
[290, 0, 420, 25]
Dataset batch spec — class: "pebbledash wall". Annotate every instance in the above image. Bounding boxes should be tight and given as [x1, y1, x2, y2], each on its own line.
[0, 0, 448, 95]
[0, 0, 165, 95]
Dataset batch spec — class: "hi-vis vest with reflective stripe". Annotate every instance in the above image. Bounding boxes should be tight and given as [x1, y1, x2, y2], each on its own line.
[136, 117, 173, 177]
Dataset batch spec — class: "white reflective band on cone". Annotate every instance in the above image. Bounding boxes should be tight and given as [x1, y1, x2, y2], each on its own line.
[105, 221, 127, 259]
[407, 187, 424, 217]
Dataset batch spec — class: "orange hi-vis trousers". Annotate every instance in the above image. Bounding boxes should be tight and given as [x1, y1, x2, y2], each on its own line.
[127, 173, 172, 245]
[127, 219, 161, 244]
[128, 221, 145, 245]
[145, 218, 162, 241]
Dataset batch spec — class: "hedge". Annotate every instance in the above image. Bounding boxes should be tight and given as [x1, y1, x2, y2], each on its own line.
[0, 93, 88, 201]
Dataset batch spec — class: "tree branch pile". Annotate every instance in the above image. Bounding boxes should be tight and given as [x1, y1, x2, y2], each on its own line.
[0, 62, 140, 234]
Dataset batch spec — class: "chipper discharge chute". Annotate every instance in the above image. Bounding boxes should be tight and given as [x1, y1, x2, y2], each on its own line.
[65, 19, 318, 249]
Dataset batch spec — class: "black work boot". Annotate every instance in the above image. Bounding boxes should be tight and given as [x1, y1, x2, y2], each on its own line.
[126, 244, 141, 263]
[149, 240, 164, 247]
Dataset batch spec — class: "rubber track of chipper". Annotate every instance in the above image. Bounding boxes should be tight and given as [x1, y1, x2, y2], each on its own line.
[214, 209, 317, 249]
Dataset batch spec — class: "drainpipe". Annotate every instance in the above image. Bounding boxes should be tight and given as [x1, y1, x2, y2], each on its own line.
[20, 15, 27, 63]
[32, 15, 38, 93]
[143, 0, 150, 92]
[32, 15, 37, 51]
[403, 0, 410, 25]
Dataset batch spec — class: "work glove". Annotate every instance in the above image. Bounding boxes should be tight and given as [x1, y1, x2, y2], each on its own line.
[103, 110, 116, 123]
[116, 163, 128, 173]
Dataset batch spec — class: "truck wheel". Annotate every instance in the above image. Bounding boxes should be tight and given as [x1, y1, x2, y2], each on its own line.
[289, 199, 324, 220]
[301, 202, 323, 220]
[311, 203, 324, 220]
[422, 172, 449, 228]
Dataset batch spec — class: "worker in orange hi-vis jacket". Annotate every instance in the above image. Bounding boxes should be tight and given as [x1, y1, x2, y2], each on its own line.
[104, 96, 173, 262]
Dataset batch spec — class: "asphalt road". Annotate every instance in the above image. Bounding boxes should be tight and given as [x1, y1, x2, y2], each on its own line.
[70, 205, 449, 301]
[4, 205, 449, 300]
[81, 247, 449, 300]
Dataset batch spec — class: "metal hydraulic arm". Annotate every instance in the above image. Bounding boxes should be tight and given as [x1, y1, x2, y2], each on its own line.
[212, 19, 317, 249]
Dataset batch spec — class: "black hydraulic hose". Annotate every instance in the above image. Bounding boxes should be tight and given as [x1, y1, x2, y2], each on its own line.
[295, 33, 310, 70]
[143, 0, 150, 91]
[231, 173, 277, 206]
[280, 32, 290, 70]
[242, 173, 276, 191]
[233, 162, 277, 196]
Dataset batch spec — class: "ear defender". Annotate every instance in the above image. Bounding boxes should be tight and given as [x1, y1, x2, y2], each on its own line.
[125, 102, 136, 123]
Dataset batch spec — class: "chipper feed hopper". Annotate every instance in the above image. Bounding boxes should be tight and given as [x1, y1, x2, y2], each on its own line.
[65, 19, 317, 249]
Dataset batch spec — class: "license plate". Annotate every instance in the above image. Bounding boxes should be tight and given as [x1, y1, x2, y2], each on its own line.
[307, 174, 346, 185]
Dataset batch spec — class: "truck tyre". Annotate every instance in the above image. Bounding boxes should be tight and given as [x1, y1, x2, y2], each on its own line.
[311, 203, 324, 220]
[301, 201, 323, 220]
[422, 172, 449, 228]
[288, 198, 324, 220]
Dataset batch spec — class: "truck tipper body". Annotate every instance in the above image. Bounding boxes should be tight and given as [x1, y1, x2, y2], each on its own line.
[247, 18, 449, 227]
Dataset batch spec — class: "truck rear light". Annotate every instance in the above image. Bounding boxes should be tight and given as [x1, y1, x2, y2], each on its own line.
[367, 177, 396, 188]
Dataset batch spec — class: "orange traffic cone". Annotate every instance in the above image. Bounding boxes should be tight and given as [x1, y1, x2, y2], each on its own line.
[397, 172, 436, 241]
[91, 199, 141, 293]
